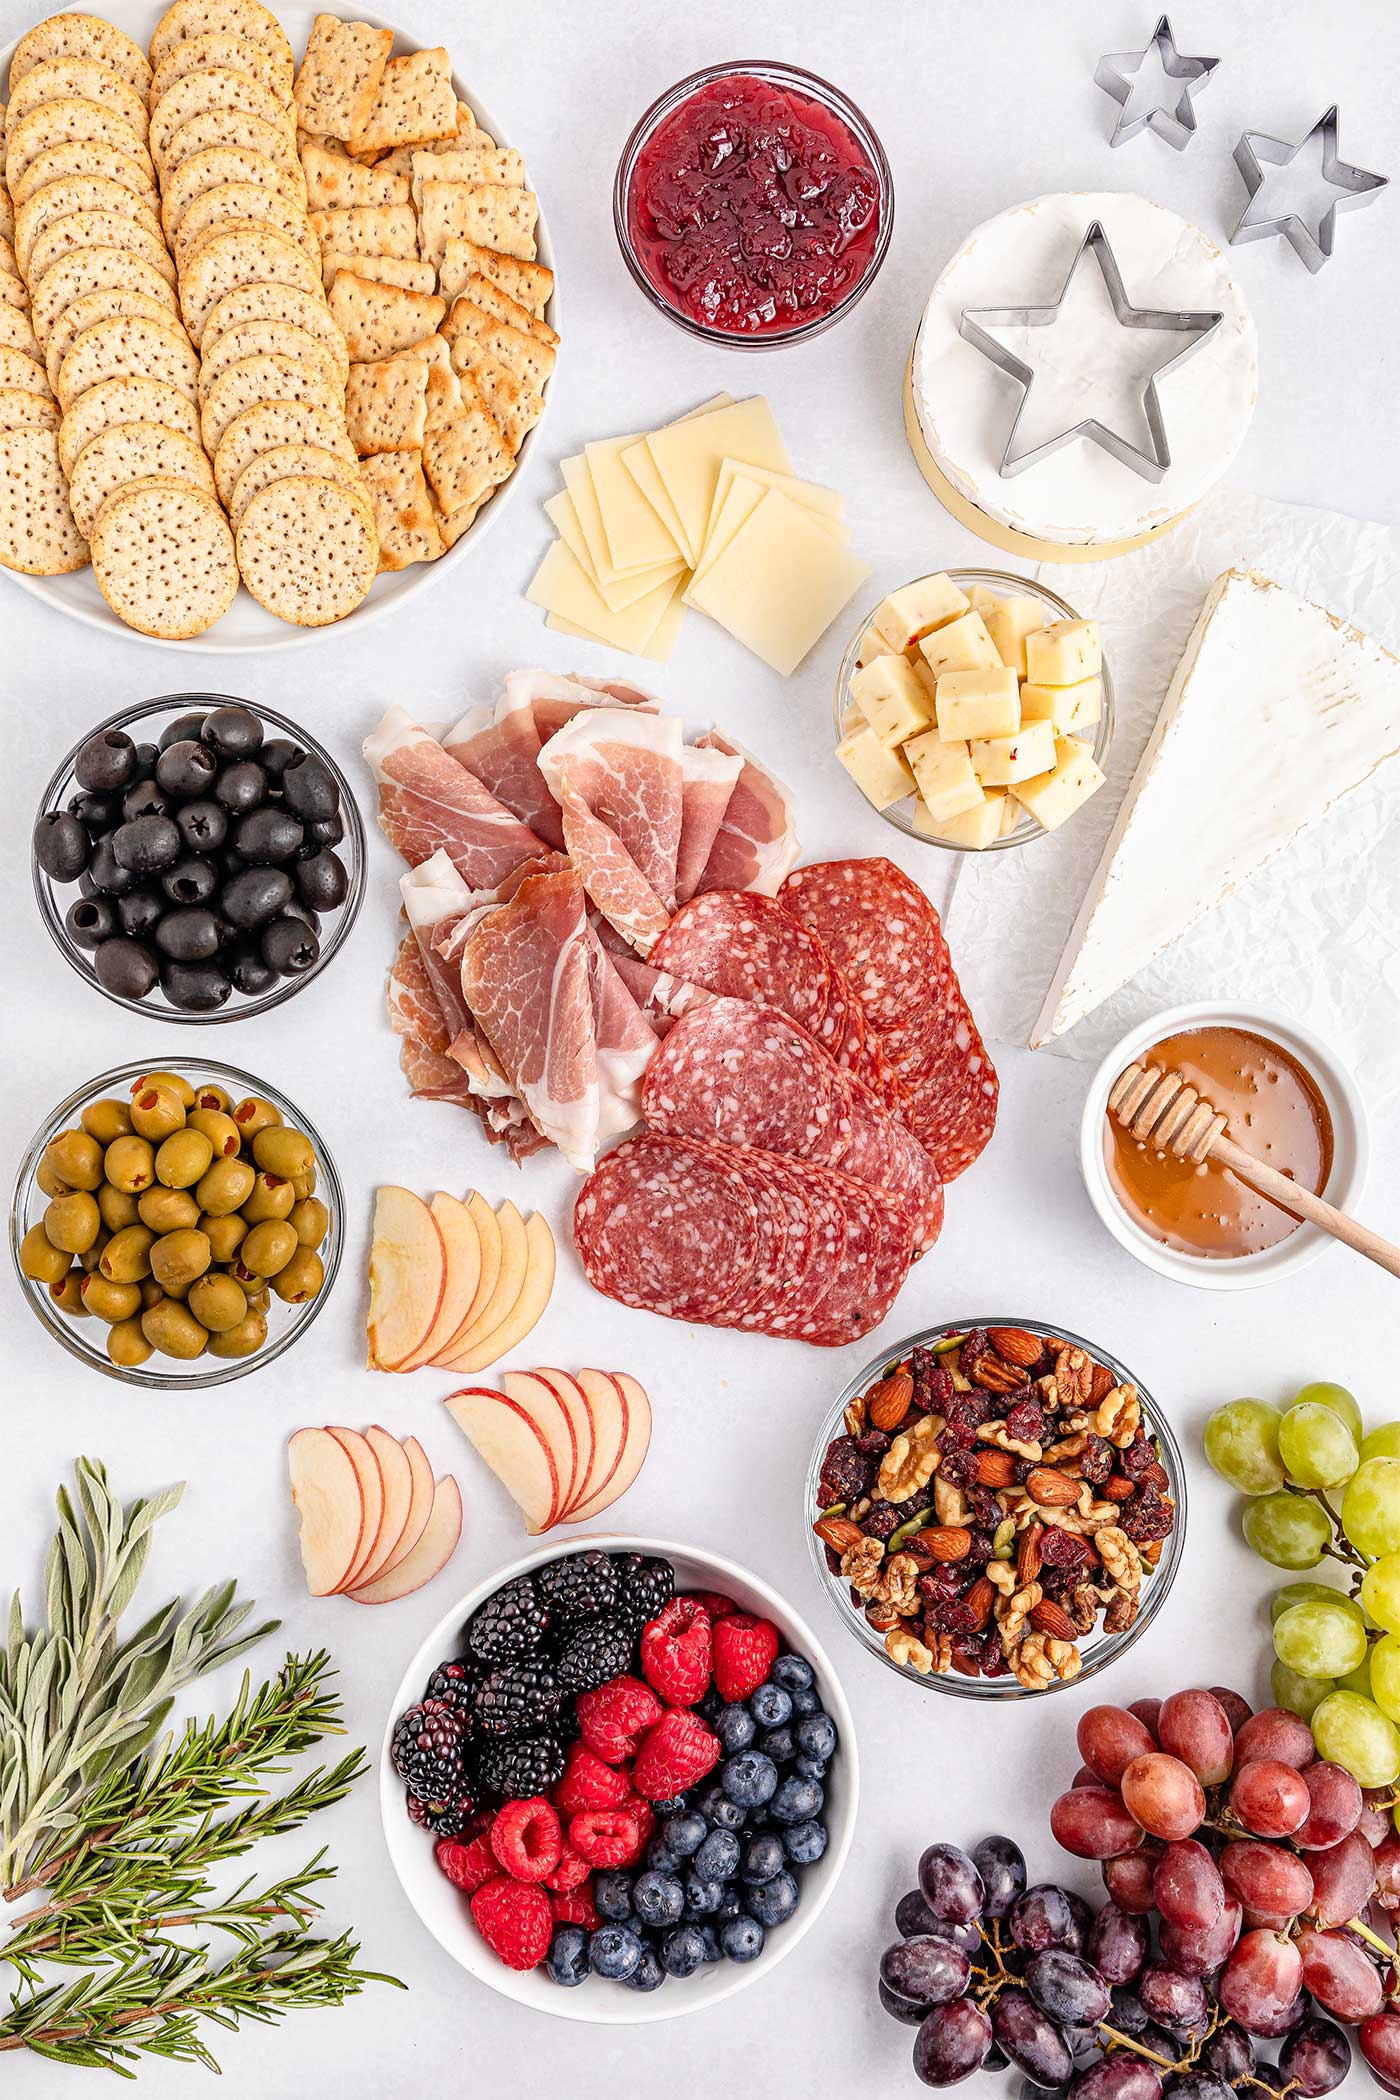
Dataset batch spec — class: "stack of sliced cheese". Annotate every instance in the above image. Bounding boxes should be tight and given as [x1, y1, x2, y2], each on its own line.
[527, 392, 870, 673]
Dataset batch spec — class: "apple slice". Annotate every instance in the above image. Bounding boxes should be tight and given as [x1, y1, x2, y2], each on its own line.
[573, 1368, 627, 1519]
[288, 1428, 366, 1596]
[372, 1432, 435, 1582]
[346, 1476, 462, 1604]
[446, 1211, 555, 1374]
[444, 1386, 559, 1534]
[567, 1372, 652, 1524]
[352, 1427, 414, 1588]
[430, 1191, 503, 1365]
[325, 1427, 385, 1591]
[397, 1193, 480, 1372]
[367, 1186, 446, 1370]
[434, 1199, 525, 1369]
[502, 1371, 579, 1515]
[533, 1369, 595, 1519]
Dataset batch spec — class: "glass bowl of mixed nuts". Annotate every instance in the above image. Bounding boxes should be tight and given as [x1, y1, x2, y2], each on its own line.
[804, 1318, 1187, 1700]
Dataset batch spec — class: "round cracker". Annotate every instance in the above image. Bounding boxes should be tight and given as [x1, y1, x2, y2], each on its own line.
[0, 304, 42, 362]
[161, 143, 303, 240]
[235, 473, 376, 626]
[57, 312, 199, 412]
[199, 318, 341, 402]
[14, 177, 164, 279]
[199, 348, 339, 455]
[28, 214, 178, 290]
[0, 273, 32, 314]
[159, 105, 300, 183]
[30, 247, 177, 347]
[0, 344, 52, 395]
[179, 223, 321, 344]
[9, 15, 152, 98]
[150, 32, 292, 112]
[45, 285, 175, 390]
[173, 182, 317, 270]
[12, 139, 157, 214]
[91, 474, 238, 637]
[229, 438, 361, 525]
[0, 426, 87, 572]
[213, 396, 355, 508]
[59, 372, 200, 477]
[7, 58, 149, 144]
[4, 97, 151, 194]
[68, 415, 215, 537]
[149, 67, 290, 171]
[0, 384, 59, 432]
[201, 278, 347, 385]
[150, 0, 293, 75]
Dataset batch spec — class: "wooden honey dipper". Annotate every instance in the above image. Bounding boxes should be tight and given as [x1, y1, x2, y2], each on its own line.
[1108, 1060, 1400, 1283]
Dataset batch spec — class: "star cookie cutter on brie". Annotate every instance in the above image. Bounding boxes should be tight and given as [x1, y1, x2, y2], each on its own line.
[1094, 14, 1219, 152]
[1231, 105, 1389, 274]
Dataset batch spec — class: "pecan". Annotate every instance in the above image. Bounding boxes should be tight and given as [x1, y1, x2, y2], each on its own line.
[876, 1552, 922, 1616]
[867, 1370, 915, 1431]
[916, 1525, 972, 1564]
[932, 1475, 970, 1527]
[813, 1513, 865, 1551]
[865, 1600, 902, 1634]
[1067, 1584, 1100, 1635]
[1095, 1384, 1141, 1449]
[978, 1420, 1042, 1462]
[988, 1326, 1045, 1368]
[1096, 1526, 1142, 1593]
[975, 1448, 1018, 1488]
[1030, 1598, 1078, 1641]
[840, 1537, 886, 1597]
[1042, 1433, 1089, 1466]
[1104, 1475, 1136, 1504]
[1053, 1346, 1094, 1407]
[843, 1395, 867, 1437]
[1104, 1590, 1139, 1635]
[878, 1415, 941, 1502]
[964, 1576, 995, 1631]
[885, 1626, 935, 1674]
[1025, 1466, 1079, 1507]
[1090, 1362, 1116, 1405]
[1016, 1523, 1044, 1586]
[973, 1354, 1031, 1395]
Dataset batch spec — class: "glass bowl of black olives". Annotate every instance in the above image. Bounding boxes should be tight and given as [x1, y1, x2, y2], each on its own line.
[31, 696, 366, 1020]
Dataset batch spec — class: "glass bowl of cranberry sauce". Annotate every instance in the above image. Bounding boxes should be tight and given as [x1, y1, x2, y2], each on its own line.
[614, 60, 893, 347]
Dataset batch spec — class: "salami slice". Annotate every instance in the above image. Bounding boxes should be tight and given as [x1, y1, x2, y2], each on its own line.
[790, 1167, 915, 1346]
[647, 890, 830, 1035]
[573, 1134, 761, 1323]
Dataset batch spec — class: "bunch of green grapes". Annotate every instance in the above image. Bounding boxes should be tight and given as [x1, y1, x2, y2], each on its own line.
[1205, 1383, 1400, 1790]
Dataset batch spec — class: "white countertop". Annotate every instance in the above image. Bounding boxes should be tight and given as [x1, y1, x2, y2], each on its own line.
[4, 1, 1400, 2091]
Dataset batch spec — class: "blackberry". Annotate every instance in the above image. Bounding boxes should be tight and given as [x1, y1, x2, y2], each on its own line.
[424, 1658, 478, 1718]
[391, 1699, 468, 1807]
[465, 1575, 550, 1667]
[537, 1550, 620, 1623]
[612, 1553, 674, 1633]
[474, 1659, 562, 1738]
[556, 1614, 633, 1694]
[476, 1728, 567, 1801]
[407, 1787, 478, 1839]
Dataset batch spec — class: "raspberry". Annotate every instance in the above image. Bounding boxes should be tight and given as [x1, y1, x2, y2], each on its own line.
[685, 1589, 738, 1621]
[575, 1674, 663, 1765]
[489, 1796, 561, 1883]
[556, 1740, 632, 1817]
[569, 1808, 642, 1868]
[551, 1886, 600, 1931]
[640, 1598, 712, 1707]
[712, 1613, 780, 1704]
[470, 1875, 553, 1970]
[632, 1711, 721, 1802]
[544, 1841, 591, 1892]
[434, 1833, 497, 1894]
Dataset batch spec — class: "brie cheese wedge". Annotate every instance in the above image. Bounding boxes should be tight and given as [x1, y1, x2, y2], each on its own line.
[1033, 568, 1400, 1045]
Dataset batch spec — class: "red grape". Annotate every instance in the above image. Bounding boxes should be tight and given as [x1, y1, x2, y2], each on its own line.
[880, 1979, 927, 2026]
[917, 1843, 984, 1923]
[1102, 1842, 1164, 1914]
[1153, 1838, 1224, 1929]
[1158, 1689, 1234, 1785]
[1233, 1706, 1315, 1770]
[1128, 1696, 1162, 1738]
[1220, 1838, 1315, 1923]
[912, 1996, 992, 2085]
[1208, 1685, 1254, 1734]
[1068, 2057, 1163, 2100]
[1218, 1928, 1304, 2033]
[1296, 1924, 1384, 2020]
[1087, 1900, 1149, 1985]
[1159, 1893, 1242, 1977]
[1009, 1883, 1079, 1953]
[1137, 1961, 1210, 2034]
[1072, 1764, 1101, 1788]
[969, 1833, 1025, 1919]
[1360, 1786, 1394, 1846]
[1294, 1760, 1362, 1850]
[1026, 1947, 1112, 2025]
[1201, 2024, 1256, 2081]
[1078, 1704, 1157, 1785]
[1361, 2011, 1400, 2088]
[1304, 1829, 1376, 1927]
[1374, 1831, 1400, 1912]
[991, 1986, 1074, 2087]
[1050, 1785, 1144, 1860]
[1120, 1752, 1206, 1841]
[1230, 1758, 1312, 1838]
[880, 1936, 972, 2011]
[1279, 2013, 1352, 2095]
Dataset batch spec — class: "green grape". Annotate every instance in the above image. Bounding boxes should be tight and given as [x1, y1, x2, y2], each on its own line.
[1342, 1458, 1400, 1558]
[1362, 1553, 1400, 1634]
[1270, 1580, 1347, 1622]
[1242, 1491, 1332, 1569]
[1369, 1634, 1400, 1721]
[1204, 1398, 1286, 1494]
[1271, 1659, 1336, 1721]
[1339, 1649, 1375, 1697]
[1295, 1381, 1363, 1443]
[1363, 1423, 1400, 1464]
[1312, 1688, 1400, 1787]
[1273, 1598, 1368, 1678]
[1279, 1402, 1360, 1490]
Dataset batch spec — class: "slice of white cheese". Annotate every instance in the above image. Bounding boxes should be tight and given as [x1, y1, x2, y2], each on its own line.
[1033, 569, 1400, 1046]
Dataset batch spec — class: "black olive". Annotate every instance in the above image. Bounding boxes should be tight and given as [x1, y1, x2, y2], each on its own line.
[74, 728, 137, 793]
[259, 736, 305, 780]
[221, 865, 292, 927]
[65, 895, 114, 949]
[33, 809, 90, 881]
[294, 848, 349, 911]
[228, 943, 278, 997]
[215, 759, 267, 814]
[262, 916, 320, 976]
[305, 810, 345, 849]
[279, 753, 338, 822]
[94, 937, 158, 1000]
[78, 868, 97, 897]
[111, 812, 181, 875]
[160, 855, 218, 905]
[155, 738, 218, 799]
[121, 778, 167, 823]
[117, 887, 165, 939]
[202, 704, 263, 758]
[87, 837, 138, 895]
[73, 791, 119, 833]
[235, 804, 303, 862]
[161, 959, 232, 1011]
[278, 901, 321, 936]
[155, 905, 221, 961]
[158, 710, 209, 750]
[133, 741, 159, 776]
[175, 798, 227, 851]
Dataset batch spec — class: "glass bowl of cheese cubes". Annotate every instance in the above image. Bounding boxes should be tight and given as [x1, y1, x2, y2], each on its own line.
[833, 569, 1114, 851]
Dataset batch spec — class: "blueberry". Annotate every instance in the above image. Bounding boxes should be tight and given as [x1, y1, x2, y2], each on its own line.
[721, 1915, 765, 1962]
[662, 1811, 707, 1860]
[589, 1924, 642, 1980]
[546, 1925, 591, 1986]
[683, 1873, 722, 1916]
[660, 1923, 708, 1978]
[771, 1776, 823, 1825]
[594, 1871, 634, 1921]
[715, 1703, 756, 1754]
[789, 1685, 821, 1715]
[749, 1683, 792, 1729]
[622, 1948, 666, 1992]
[794, 1754, 829, 1783]
[770, 1654, 815, 1693]
[795, 1712, 838, 1762]
[646, 1838, 681, 1874]
[722, 1752, 778, 1809]
[716, 1881, 744, 1921]
[695, 1829, 740, 1882]
[746, 1869, 799, 1927]
[783, 1820, 828, 1866]
[759, 1725, 796, 1766]
[698, 1925, 722, 1963]
[633, 1870, 685, 1928]
[695, 1782, 746, 1832]
[649, 1794, 688, 1817]
[742, 1832, 785, 1884]
[695, 1686, 723, 1723]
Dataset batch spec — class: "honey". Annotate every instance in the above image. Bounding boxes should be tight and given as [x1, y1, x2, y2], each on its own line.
[1104, 1026, 1333, 1260]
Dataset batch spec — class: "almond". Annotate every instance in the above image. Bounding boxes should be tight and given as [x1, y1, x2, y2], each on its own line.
[950, 1645, 982, 1677]
[988, 1326, 1044, 1368]
[1030, 1598, 1078, 1641]
[867, 1370, 915, 1432]
[1016, 1523, 1043, 1586]
[1104, 1475, 1136, 1503]
[813, 1514, 864, 1552]
[975, 1448, 1018, 1488]
[964, 1575, 995, 1630]
[1025, 1465, 1080, 1508]
[1142, 1461, 1170, 1491]
[1090, 1362, 1116, 1404]
[916, 1524, 971, 1564]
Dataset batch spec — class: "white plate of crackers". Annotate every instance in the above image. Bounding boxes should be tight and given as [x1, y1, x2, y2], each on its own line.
[0, 0, 558, 648]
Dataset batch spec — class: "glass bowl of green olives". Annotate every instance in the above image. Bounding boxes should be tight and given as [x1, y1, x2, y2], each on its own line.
[10, 1059, 342, 1388]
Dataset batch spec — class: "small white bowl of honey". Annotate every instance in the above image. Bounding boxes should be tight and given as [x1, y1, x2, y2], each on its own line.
[1080, 1003, 1369, 1291]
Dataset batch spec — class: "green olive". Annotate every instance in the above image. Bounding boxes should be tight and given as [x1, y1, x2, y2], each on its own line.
[79, 1273, 142, 1323]
[106, 1316, 153, 1368]
[200, 1211, 248, 1262]
[98, 1183, 139, 1232]
[291, 1165, 317, 1201]
[192, 1082, 232, 1113]
[45, 1190, 101, 1254]
[100, 1224, 156, 1283]
[43, 1129, 104, 1191]
[78, 1228, 110, 1273]
[271, 1245, 324, 1302]
[50, 1270, 87, 1314]
[240, 1171, 294, 1224]
[187, 1107, 241, 1159]
[81, 1097, 133, 1144]
[138, 1186, 200, 1234]
[195, 1156, 255, 1217]
[19, 1223, 71, 1285]
[188, 1271, 250, 1333]
[128, 1084, 186, 1141]
[288, 1196, 329, 1247]
[104, 1134, 156, 1193]
[132, 1070, 195, 1108]
[232, 1095, 281, 1141]
[209, 1309, 267, 1358]
[155, 1128, 214, 1190]
[35, 1158, 73, 1198]
[238, 1218, 297, 1278]
[140, 1299, 208, 1360]
[139, 1277, 163, 1310]
[241, 1283, 270, 1313]
[251, 1125, 314, 1180]
[149, 1228, 211, 1293]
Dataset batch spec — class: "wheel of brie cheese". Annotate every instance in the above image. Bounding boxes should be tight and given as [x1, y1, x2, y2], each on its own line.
[910, 193, 1258, 560]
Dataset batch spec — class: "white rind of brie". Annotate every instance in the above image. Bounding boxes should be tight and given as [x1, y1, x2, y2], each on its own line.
[1033, 568, 1400, 1045]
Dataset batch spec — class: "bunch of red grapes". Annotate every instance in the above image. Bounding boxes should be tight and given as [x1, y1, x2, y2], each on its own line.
[1050, 1687, 1400, 2092]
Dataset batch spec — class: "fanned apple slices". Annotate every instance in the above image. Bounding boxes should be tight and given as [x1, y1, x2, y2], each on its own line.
[443, 1368, 651, 1535]
[287, 1424, 461, 1603]
[367, 1187, 555, 1374]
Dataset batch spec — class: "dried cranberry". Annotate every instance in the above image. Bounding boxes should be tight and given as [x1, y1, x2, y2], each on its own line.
[958, 1330, 990, 1377]
[950, 1636, 985, 1676]
[939, 1447, 980, 1491]
[1012, 1460, 1033, 1486]
[1039, 1563, 1076, 1598]
[1078, 1436, 1114, 1486]
[915, 1362, 955, 1411]
[1005, 1401, 1045, 1444]
[1121, 1435, 1156, 1480]
[1121, 1488, 1174, 1544]
[966, 1528, 995, 1563]
[861, 1503, 901, 1542]
[856, 1429, 891, 1458]
[967, 1486, 1001, 1530]
[1037, 1528, 1088, 1571]
[890, 1495, 931, 1525]
[909, 1346, 938, 1386]
[942, 1401, 982, 1439]
[819, 1435, 872, 1506]
[823, 1545, 842, 1575]
[981, 1644, 1011, 1678]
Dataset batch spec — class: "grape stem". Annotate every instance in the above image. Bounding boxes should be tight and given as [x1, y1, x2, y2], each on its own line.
[1290, 1484, 1370, 1567]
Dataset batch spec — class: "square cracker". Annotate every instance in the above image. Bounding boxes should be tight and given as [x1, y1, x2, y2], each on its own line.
[309, 204, 418, 259]
[294, 15, 391, 144]
[435, 491, 484, 549]
[301, 143, 409, 211]
[421, 381, 513, 513]
[357, 447, 440, 568]
[447, 335, 541, 454]
[456, 270, 557, 348]
[409, 146, 524, 203]
[329, 271, 444, 360]
[418, 180, 537, 265]
[439, 236, 551, 318]
[320, 249, 437, 296]
[392, 331, 459, 427]
[344, 352, 427, 453]
[350, 49, 456, 156]
[442, 297, 554, 393]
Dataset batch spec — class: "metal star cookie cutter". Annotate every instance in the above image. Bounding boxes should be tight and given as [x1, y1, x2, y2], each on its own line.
[958, 220, 1224, 484]
[1094, 15, 1219, 151]
[1231, 105, 1389, 273]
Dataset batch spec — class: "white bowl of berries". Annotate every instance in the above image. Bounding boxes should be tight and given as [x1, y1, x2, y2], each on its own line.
[380, 1534, 859, 2022]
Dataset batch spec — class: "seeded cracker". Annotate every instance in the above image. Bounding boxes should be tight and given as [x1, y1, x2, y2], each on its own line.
[150, 33, 293, 112]
[438, 235, 552, 317]
[308, 204, 417, 261]
[174, 184, 320, 269]
[14, 176, 163, 277]
[0, 426, 87, 571]
[228, 437, 361, 523]
[199, 318, 342, 401]
[162, 146, 304, 241]
[150, 0, 293, 71]
[349, 49, 456, 156]
[235, 472, 377, 624]
[0, 386, 59, 432]
[5, 100, 151, 193]
[8, 58, 149, 144]
[418, 180, 538, 267]
[90, 475, 237, 636]
[212, 397, 356, 509]
[294, 15, 392, 145]
[328, 271, 443, 360]
[408, 146, 524, 202]
[0, 274, 31, 315]
[202, 280, 349, 384]
[67, 418, 215, 539]
[199, 349, 341, 457]
[56, 314, 200, 412]
[10, 15, 152, 97]
[447, 335, 539, 453]
[13, 140, 158, 212]
[442, 297, 555, 392]
[421, 384, 513, 512]
[319, 249, 436, 296]
[180, 226, 322, 344]
[29, 215, 177, 290]
[392, 331, 459, 425]
[59, 374, 201, 478]
[0, 306, 42, 362]
[455, 269, 558, 347]
[45, 288, 175, 391]
[344, 352, 427, 453]
[357, 447, 439, 569]
[149, 70, 289, 171]
[0, 346, 53, 398]
[301, 142, 407, 211]
[30, 251, 177, 348]
[160, 106, 300, 181]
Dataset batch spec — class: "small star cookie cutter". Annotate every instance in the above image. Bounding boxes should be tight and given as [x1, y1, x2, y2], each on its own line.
[959, 220, 1223, 484]
[1231, 105, 1389, 273]
[1094, 15, 1219, 151]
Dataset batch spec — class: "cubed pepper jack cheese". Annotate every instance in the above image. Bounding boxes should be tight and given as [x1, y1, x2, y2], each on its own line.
[871, 572, 969, 653]
[969, 717, 1058, 786]
[1013, 736, 1107, 831]
[913, 786, 1008, 849]
[964, 583, 1002, 610]
[982, 593, 1048, 679]
[1020, 675, 1103, 734]
[934, 665, 1020, 743]
[855, 622, 885, 668]
[917, 608, 1001, 679]
[850, 653, 933, 748]
[837, 726, 915, 810]
[1025, 617, 1102, 687]
[903, 729, 983, 822]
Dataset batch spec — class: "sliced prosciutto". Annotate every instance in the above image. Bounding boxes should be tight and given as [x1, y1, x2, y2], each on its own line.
[675, 742, 743, 905]
[400, 850, 476, 1055]
[537, 710, 684, 953]
[387, 934, 479, 1111]
[691, 730, 800, 897]
[443, 672, 661, 852]
[364, 706, 546, 885]
[584, 925, 656, 1145]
